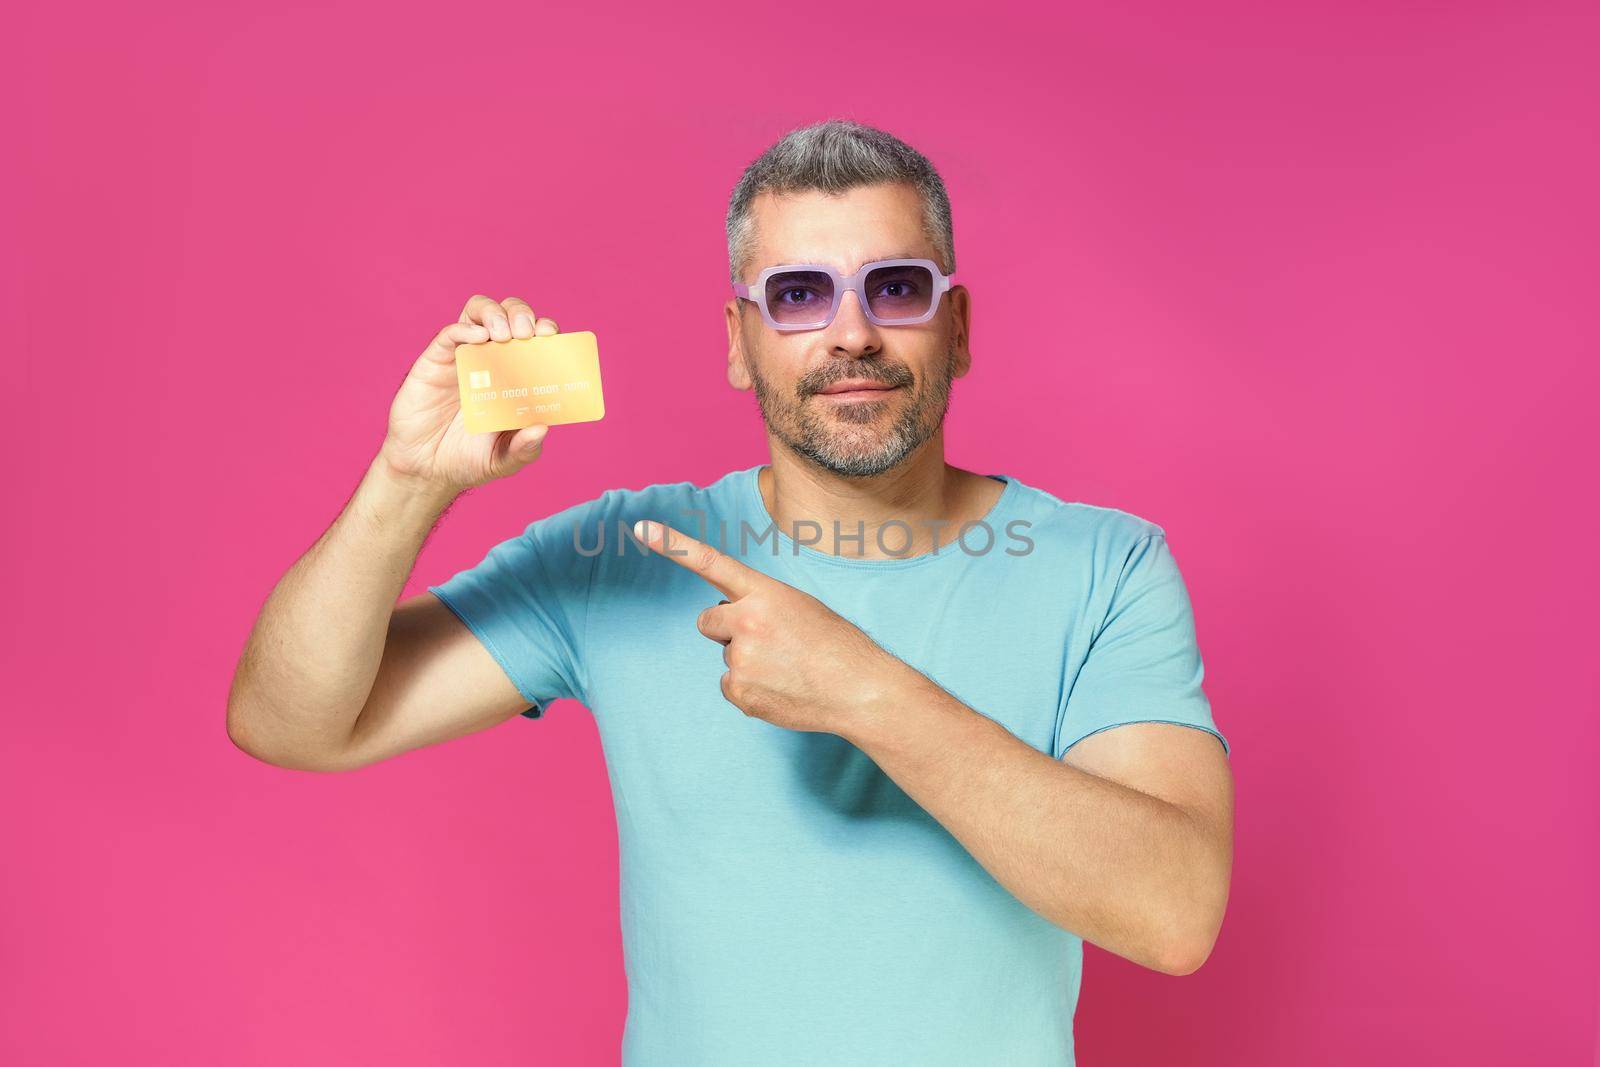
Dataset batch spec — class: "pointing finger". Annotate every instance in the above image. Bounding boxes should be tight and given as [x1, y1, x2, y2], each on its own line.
[633, 520, 763, 600]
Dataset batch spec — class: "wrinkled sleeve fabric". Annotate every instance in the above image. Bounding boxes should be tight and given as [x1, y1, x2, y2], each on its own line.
[1054, 532, 1229, 758]
[427, 493, 607, 719]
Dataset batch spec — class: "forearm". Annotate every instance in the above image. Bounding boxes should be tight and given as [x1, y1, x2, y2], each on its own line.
[227, 452, 458, 767]
[844, 668, 1227, 975]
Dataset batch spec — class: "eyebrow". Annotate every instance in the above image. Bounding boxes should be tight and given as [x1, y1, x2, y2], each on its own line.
[767, 251, 928, 271]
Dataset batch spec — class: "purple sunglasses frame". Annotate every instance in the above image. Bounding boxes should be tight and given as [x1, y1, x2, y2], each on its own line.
[732, 257, 957, 331]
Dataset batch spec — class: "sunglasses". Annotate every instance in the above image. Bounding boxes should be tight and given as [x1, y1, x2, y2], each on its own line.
[733, 257, 956, 331]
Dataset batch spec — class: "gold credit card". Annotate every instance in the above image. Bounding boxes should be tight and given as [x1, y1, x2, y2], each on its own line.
[453, 330, 606, 434]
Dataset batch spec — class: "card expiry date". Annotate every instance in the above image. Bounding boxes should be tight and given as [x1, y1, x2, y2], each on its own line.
[453, 330, 606, 434]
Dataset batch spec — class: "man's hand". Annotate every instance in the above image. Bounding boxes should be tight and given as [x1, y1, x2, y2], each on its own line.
[632, 519, 917, 736]
[378, 294, 562, 497]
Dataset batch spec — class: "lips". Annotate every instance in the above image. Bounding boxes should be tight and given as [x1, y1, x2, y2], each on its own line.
[816, 379, 900, 395]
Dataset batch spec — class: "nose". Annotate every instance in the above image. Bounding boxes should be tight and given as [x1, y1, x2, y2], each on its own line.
[825, 286, 881, 347]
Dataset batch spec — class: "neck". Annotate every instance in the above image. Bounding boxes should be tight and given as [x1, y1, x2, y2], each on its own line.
[756, 433, 1003, 560]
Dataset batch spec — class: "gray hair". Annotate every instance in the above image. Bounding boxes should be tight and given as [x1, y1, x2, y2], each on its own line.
[725, 119, 956, 286]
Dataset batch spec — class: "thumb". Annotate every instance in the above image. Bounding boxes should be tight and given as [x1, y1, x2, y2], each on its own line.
[504, 424, 549, 464]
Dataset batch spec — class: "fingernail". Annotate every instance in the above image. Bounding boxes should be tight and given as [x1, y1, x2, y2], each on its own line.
[514, 314, 533, 335]
[633, 520, 654, 542]
[491, 318, 509, 340]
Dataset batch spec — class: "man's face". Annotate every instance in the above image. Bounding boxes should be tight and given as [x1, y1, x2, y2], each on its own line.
[724, 182, 972, 478]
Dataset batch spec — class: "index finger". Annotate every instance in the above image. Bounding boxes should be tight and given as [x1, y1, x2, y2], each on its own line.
[458, 294, 513, 341]
[502, 297, 560, 338]
[632, 520, 763, 600]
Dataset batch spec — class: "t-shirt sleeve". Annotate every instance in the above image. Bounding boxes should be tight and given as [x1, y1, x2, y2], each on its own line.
[426, 494, 605, 719]
[1053, 532, 1230, 758]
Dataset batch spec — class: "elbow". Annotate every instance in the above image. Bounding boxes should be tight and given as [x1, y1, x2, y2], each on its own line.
[225, 698, 357, 774]
[1155, 836, 1232, 976]
[1152, 897, 1227, 977]
[226, 699, 271, 762]
[1155, 929, 1218, 976]
[225, 673, 276, 763]
[1150, 873, 1229, 976]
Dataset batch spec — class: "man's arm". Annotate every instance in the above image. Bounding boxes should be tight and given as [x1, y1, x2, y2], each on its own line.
[843, 680, 1234, 976]
[226, 454, 530, 772]
[629, 517, 1234, 975]
[227, 294, 564, 771]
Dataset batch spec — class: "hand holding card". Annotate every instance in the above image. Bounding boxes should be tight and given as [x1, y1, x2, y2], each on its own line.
[453, 331, 607, 434]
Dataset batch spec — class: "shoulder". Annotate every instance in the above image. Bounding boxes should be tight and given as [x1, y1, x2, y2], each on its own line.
[996, 478, 1199, 622]
[998, 475, 1168, 559]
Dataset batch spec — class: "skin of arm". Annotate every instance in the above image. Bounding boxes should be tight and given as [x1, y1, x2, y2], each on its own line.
[844, 677, 1234, 977]
[226, 454, 536, 772]
[632, 517, 1235, 976]
[228, 295, 564, 772]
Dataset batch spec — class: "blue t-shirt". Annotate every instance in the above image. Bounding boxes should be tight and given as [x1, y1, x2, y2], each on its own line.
[428, 464, 1228, 1066]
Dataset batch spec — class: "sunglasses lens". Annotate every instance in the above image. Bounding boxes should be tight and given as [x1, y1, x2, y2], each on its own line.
[866, 263, 935, 321]
[759, 263, 939, 326]
[765, 270, 835, 325]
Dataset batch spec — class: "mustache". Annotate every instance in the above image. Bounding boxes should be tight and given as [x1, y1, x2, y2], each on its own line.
[801, 363, 913, 395]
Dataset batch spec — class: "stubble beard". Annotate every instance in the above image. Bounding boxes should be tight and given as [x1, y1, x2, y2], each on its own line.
[747, 341, 959, 479]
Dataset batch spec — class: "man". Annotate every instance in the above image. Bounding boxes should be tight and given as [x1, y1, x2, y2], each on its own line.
[227, 118, 1234, 1065]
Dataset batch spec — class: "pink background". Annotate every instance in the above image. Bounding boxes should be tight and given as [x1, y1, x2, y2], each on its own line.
[7, 3, 1596, 1064]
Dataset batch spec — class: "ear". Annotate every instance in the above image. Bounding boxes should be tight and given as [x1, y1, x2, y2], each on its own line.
[725, 298, 754, 391]
[947, 284, 973, 379]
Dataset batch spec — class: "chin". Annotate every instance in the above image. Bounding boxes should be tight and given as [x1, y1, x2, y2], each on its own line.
[815, 395, 899, 424]
[808, 436, 912, 477]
